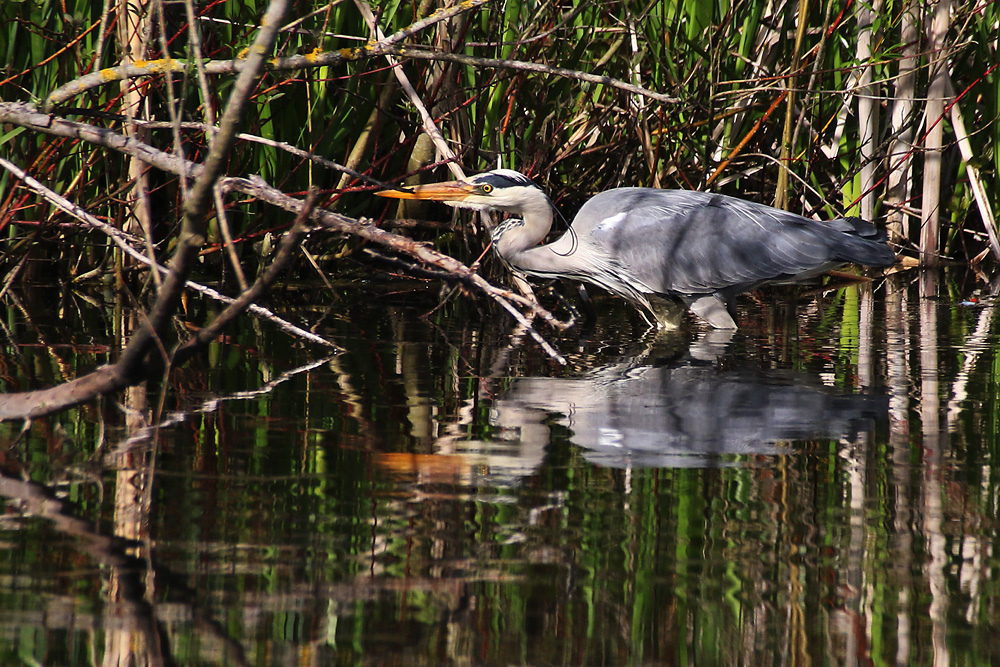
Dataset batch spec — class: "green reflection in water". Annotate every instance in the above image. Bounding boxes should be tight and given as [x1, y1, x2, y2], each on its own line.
[0, 272, 998, 665]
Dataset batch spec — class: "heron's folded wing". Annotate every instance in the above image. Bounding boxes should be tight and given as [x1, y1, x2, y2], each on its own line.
[589, 193, 866, 296]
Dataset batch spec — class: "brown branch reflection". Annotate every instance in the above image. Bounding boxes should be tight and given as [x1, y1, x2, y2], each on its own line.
[0, 473, 172, 667]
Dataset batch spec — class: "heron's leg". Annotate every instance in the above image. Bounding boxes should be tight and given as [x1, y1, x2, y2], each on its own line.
[576, 284, 597, 326]
[646, 296, 685, 330]
[687, 295, 738, 329]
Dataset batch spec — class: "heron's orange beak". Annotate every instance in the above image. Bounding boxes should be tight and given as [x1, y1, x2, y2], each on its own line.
[375, 180, 476, 202]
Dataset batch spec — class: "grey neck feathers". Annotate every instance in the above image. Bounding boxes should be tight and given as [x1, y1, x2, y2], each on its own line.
[493, 187, 555, 262]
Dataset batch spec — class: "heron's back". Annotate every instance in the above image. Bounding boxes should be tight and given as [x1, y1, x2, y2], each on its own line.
[571, 188, 894, 297]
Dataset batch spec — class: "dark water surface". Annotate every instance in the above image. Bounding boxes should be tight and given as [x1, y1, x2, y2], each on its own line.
[1, 270, 998, 665]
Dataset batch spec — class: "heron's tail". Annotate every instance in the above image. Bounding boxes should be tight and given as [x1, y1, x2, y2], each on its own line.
[825, 217, 897, 267]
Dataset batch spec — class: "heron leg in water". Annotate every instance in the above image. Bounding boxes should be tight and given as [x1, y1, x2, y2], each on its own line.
[647, 296, 687, 331]
[576, 284, 597, 326]
[532, 280, 592, 326]
[686, 294, 738, 329]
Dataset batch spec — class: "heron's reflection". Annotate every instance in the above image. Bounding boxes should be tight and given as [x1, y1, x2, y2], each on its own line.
[490, 330, 886, 469]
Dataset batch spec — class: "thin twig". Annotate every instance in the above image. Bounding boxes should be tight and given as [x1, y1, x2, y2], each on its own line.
[40, 1, 675, 113]
[0, 104, 570, 361]
[384, 46, 678, 104]
[214, 184, 249, 290]
[172, 187, 329, 362]
[182, 0, 216, 128]
[0, 156, 337, 349]
[354, 0, 465, 179]
[299, 245, 336, 293]
[42, 0, 491, 111]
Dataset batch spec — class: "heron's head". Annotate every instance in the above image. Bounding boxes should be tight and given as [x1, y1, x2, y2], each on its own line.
[376, 169, 547, 215]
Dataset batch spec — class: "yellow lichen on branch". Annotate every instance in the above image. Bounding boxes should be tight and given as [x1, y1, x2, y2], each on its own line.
[42, 0, 491, 111]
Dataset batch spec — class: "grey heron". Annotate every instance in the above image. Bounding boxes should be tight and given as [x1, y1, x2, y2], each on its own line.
[377, 169, 896, 329]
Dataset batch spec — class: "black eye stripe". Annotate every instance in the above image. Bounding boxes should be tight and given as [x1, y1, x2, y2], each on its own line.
[473, 171, 538, 189]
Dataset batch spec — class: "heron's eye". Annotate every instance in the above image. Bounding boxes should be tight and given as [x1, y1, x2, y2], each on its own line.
[480, 184, 494, 194]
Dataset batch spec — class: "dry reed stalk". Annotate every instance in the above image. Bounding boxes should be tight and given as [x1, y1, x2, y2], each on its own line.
[920, 0, 952, 265]
[884, 1, 921, 245]
[856, 0, 881, 223]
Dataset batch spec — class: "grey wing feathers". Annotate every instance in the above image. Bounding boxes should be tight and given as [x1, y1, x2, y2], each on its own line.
[817, 217, 897, 266]
[583, 189, 894, 297]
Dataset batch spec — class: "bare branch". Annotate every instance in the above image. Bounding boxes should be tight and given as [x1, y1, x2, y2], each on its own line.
[354, 0, 465, 180]
[171, 187, 328, 364]
[0, 101, 569, 363]
[0, 0, 291, 420]
[42, 0, 491, 111]
[40, 0, 675, 113]
[0, 155, 336, 349]
[384, 46, 679, 104]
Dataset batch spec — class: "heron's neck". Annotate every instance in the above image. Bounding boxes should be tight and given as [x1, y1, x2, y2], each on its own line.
[494, 189, 554, 259]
